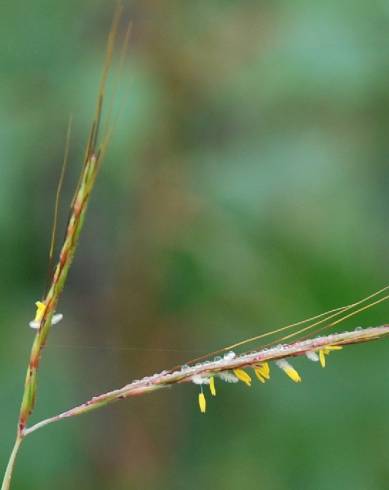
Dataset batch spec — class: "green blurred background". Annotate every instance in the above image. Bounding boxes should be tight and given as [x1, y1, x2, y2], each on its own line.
[1, 1, 388, 489]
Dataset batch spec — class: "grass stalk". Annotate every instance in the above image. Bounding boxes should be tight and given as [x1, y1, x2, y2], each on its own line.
[1, 436, 23, 490]
[1, 8, 124, 489]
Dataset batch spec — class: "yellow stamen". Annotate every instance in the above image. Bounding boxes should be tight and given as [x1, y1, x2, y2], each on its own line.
[254, 369, 266, 383]
[254, 362, 270, 383]
[209, 376, 216, 396]
[233, 369, 252, 387]
[284, 366, 301, 383]
[198, 392, 206, 413]
[324, 345, 343, 352]
[254, 363, 270, 383]
[277, 360, 302, 383]
[319, 349, 326, 368]
[319, 345, 343, 368]
[34, 301, 46, 322]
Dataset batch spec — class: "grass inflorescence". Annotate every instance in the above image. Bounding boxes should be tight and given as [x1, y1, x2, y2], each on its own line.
[1, 5, 388, 489]
[1, 6, 128, 490]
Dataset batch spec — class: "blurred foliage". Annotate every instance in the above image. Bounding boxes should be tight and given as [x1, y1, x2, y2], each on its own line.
[0, 1, 388, 489]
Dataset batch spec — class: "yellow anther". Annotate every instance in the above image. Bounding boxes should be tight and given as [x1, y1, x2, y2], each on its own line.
[254, 363, 270, 383]
[277, 360, 302, 383]
[233, 369, 252, 387]
[34, 301, 46, 322]
[319, 345, 343, 368]
[198, 392, 206, 413]
[324, 345, 343, 352]
[319, 349, 326, 368]
[209, 376, 216, 396]
[284, 366, 301, 383]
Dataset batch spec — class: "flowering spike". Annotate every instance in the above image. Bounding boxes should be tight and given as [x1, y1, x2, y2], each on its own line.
[209, 376, 216, 396]
[276, 360, 302, 383]
[233, 369, 252, 387]
[198, 392, 206, 413]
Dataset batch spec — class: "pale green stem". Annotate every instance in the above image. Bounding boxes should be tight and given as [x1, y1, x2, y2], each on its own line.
[1, 435, 23, 490]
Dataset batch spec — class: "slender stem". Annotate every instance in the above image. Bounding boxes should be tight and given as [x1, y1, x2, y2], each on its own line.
[1, 435, 23, 490]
